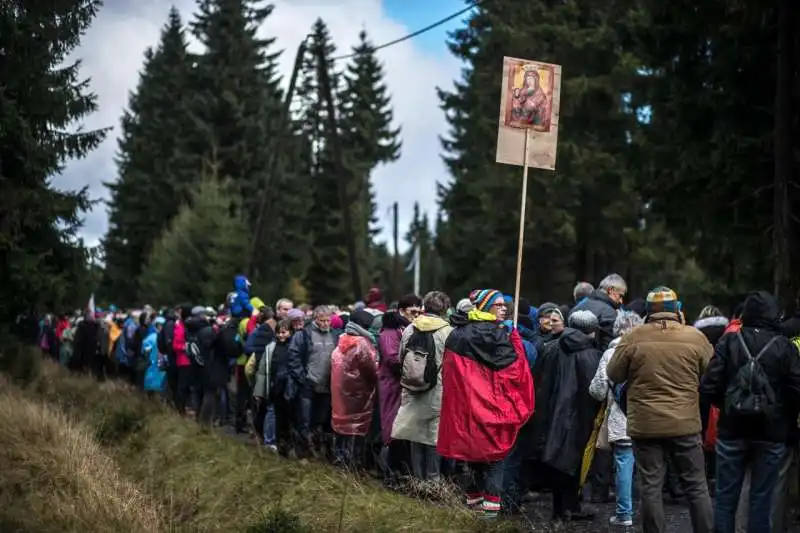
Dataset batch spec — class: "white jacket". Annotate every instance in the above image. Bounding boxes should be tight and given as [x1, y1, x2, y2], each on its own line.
[589, 337, 630, 443]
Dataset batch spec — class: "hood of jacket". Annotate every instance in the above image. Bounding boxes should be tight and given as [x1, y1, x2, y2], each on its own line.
[694, 315, 730, 330]
[446, 309, 517, 370]
[234, 275, 249, 292]
[413, 313, 451, 333]
[742, 291, 781, 330]
[380, 310, 409, 331]
[559, 327, 596, 353]
[339, 321, 374, 351]
[518, 323, 536, 341]
[185, 316, 208, 333]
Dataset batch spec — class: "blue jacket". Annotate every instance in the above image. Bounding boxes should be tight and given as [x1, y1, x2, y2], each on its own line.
[142, 326, 166, 392]
[503, 320, 538, 370]
[228, 275, 253, 318]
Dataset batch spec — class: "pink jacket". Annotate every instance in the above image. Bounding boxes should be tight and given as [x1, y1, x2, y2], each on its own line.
[172, 320, 191, 367]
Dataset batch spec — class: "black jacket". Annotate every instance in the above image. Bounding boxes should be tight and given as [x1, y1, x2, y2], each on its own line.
[782, 311, 800, 340]
[701, 291, 800, 443]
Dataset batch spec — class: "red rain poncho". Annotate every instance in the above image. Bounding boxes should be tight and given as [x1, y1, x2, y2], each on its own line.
[331, 332, 379, 436]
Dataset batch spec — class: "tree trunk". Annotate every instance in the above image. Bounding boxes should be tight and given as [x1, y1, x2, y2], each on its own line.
[774, 0, 793, 311]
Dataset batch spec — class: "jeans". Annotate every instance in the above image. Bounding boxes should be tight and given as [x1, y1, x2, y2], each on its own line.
[634, 433, 713, 533]
[614, 444, 635, 520]
[263, 404, 276, 445]
[735, 447, 796, 533]
[296, 388, 332, 456]
[334, 434, 365, 467]
[501, 437, 526, 511]
[467, 461, 504, 498]
[715, 439, 785, 533]
[409, 442, 440, 480]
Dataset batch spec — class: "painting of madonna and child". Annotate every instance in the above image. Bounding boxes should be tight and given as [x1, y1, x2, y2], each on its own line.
[496, 56, 561, 170]
[504, 60, 556, 132]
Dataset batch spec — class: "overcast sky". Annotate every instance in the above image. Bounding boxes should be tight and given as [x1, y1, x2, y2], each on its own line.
[61, 0, 469, 251]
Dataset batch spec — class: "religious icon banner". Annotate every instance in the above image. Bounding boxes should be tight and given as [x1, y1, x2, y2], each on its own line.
[495, 56, 562, 170]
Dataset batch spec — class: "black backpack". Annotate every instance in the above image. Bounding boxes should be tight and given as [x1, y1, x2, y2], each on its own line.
[185, 330, 204, 367]
[400, 329, 438, 393]
[725, 332, 780, 418]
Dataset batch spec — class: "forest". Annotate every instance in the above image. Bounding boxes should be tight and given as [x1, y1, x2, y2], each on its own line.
[1, 0, 798, 324]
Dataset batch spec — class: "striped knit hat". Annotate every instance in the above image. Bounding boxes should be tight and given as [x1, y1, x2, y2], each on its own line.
[646, 286, 680, 314]
[469, 289, 503, 313]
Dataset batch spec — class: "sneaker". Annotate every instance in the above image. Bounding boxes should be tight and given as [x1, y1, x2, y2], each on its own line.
[266, 444, 278, 453]
[610, 516, 633, 527]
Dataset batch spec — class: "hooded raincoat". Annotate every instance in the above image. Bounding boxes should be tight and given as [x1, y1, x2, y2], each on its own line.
[331, 322, 379, 436]
[391, 313, 453, 447]
[436, 310, 534, 463]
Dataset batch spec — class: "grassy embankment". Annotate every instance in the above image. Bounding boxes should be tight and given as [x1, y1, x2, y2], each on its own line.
[0, 340, 523, 533]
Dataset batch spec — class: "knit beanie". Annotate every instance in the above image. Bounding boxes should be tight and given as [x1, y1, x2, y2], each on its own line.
[469, 289, 503, 313]
[568, 309, 599, 334]
[350, 310, 374, 330]
[537, 302, 559, 319]
[287, 308, 305, 321]
[646, 286, 680, 315]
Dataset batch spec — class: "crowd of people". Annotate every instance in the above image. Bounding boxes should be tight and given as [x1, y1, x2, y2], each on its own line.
[28, 274, 800, 532]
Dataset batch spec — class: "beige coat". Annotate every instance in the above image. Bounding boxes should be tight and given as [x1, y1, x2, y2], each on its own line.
[606, 312, 713, 439]
[390, 315, 453, 446]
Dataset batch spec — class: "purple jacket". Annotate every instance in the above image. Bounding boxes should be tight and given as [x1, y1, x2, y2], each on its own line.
[377, 311, 409, 444]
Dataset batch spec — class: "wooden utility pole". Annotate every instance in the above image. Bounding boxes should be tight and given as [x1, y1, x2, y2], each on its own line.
[392, 202, 399, 301]
[773, 0, 792, 309]
[315, 41, 363, 302]
[248, 39, 307, 277]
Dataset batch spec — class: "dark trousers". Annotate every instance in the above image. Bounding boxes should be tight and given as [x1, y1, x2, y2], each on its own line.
[233, 366, 251, 433]
[172, 365, 192, 414]
[588, 447, 613, 501]
[546, 465, 581, 519]
[379, 439, 411, 481]
[334, 434, 366, 468]
[467, 461, 504, 498]
[296, 388, 332, 455]
[634, 433, 713, 533]
[198, 384, 225, 425]
[715, 439, 785, 533]
[409, 442, 440, 480]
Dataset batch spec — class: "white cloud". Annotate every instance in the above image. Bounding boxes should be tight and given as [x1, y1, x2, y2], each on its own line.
[62, 0, 460, 251]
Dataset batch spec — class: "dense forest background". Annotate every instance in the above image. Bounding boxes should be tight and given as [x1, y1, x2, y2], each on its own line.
[2, 0, 798, 325]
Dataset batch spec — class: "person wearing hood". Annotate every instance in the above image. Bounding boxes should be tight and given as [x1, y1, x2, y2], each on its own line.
[143, 316, 167, 395]
[377, 294, 421, 481]
[589, 310, 644, 527]
[530, 310, 603, 522]
[286, 305, 341, 458]
[607, 287, 714, 533]
[437, 289, 534, 519]
[330, 310, 380, 467]
[390, 291, 454, 482]
[570, 273, 627, 350]
[228, 274, 253, 319]
[700, 291, 800, 533]
[253, 319, 294, 454]
[184, 307, 219, 423]
[245, 312, 277, 442]
[72, 309, 99, 376]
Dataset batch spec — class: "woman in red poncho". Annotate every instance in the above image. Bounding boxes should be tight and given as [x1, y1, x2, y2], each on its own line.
[438, 289, 535, 518]
[330, 310, 379, 468]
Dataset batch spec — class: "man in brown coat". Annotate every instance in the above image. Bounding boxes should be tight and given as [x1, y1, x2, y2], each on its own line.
[607, 286, 713, 533]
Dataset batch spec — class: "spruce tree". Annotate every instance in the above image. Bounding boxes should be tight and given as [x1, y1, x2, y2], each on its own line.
[339, 30, 401, 293]
[302, 19, 351, 305]
[102, 6, 195, 305]
[140, 176, 248, 306]
[0, 0, 108, 321]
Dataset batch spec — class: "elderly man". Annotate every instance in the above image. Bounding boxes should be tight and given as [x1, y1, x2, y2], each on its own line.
[607, 287, 713, 533]
[570, 274, 626, 350]
[573, 281, 594, 306]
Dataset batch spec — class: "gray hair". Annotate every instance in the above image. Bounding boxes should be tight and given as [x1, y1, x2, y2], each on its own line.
[275, 298, 293, 310]
[312, 305, 334, 318]
[697, 305, 723, 320]
[613, 310, 644, 337]
[456, 298, 475, 313]
[599, 273, 627, 293]
[573, 281, 594, 302]
[422, 291, 451, 317]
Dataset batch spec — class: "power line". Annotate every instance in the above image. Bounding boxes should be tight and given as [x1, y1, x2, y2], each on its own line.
[329, 0, 482, 61]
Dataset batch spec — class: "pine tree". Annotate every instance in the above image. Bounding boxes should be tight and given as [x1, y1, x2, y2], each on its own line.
[0, 0, 108, 321]
[102, 6, 196, 305]
[139, 177, 248, 306]
[302, 19, 351, 305]
[339, 30, 401, 293]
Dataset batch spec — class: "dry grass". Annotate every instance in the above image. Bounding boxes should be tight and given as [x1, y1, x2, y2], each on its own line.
[0, 384, 165, 533]
[0, 344, 524, 533]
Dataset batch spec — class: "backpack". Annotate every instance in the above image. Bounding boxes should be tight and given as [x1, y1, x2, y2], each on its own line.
[792, 336, 800, 353]
[400, 329, 438, 393]
[186, 330, 204, 367]
[725, 332, 780, 418]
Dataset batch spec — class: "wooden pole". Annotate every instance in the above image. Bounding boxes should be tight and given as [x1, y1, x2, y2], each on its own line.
[316, 41, 363, 303]
[248, 39, 307, 277]
[392, 201, 399, 301]
[512, 129, 531, 328]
